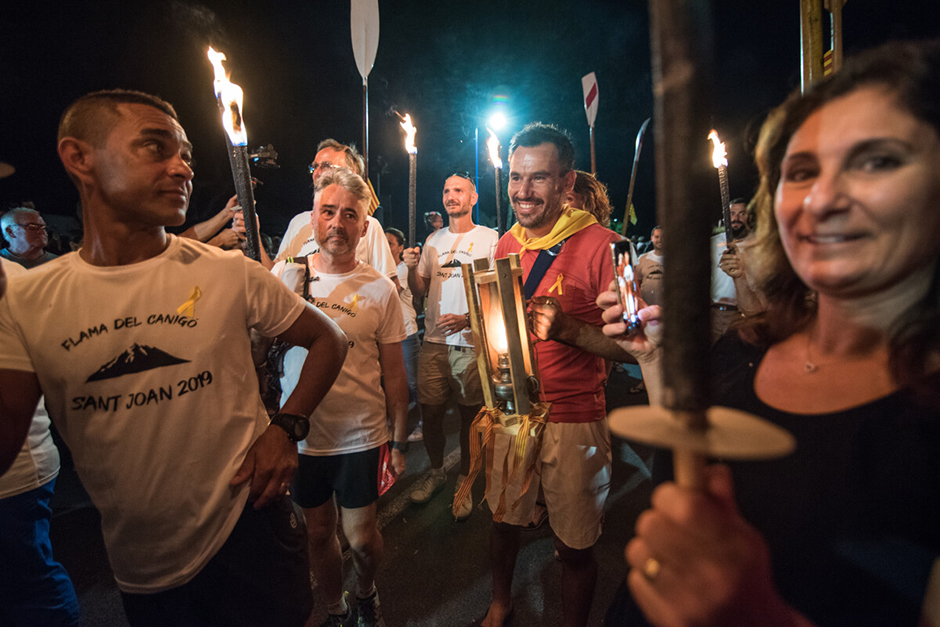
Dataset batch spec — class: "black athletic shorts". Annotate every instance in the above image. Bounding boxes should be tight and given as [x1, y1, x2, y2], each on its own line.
[120, 495, 312, 627]
[292, 446, 382, 509]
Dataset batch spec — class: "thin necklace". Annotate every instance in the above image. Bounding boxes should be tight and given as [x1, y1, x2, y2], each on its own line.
[803, 326, 878, 374]
[804, 333, 819, 374]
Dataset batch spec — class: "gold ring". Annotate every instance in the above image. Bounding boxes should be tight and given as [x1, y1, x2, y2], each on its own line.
[642, 557, 661, 582]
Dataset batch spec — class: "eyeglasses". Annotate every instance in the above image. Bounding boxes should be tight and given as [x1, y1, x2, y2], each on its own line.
[15, 223, 46, 232]
[449, 171, 472, 181]
[308, 162, 339, 175]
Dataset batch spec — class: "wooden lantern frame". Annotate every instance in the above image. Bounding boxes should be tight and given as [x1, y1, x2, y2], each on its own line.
[462, 254, 540, 427]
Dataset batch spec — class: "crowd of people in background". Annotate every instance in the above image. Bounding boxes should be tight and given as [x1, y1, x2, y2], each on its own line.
[1, 37, 939, 627]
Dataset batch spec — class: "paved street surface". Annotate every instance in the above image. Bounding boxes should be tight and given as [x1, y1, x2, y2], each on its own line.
[50, 366, 654, 626]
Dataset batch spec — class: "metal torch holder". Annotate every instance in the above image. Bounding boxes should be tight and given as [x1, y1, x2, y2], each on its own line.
[463, 254, 546, 435]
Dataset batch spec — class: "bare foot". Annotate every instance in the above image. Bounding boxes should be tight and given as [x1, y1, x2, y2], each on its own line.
[481, 602, 513, 627]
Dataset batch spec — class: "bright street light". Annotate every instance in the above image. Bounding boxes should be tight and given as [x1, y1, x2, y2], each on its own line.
[488, 111, 507, 131]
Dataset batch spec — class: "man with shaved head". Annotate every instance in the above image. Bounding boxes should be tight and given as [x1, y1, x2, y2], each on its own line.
[0, 89, 347, 627]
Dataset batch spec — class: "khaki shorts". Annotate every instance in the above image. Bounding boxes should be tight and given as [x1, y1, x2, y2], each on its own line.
[416, 341, 484, 406]
[485, 419, 611, 550]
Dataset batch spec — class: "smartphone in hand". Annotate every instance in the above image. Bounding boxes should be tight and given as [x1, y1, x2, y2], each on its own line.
[610, 241, 642, 335]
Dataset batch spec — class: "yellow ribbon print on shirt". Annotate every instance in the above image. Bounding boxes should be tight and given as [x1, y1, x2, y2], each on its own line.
[177, 286, 202, 317]
[549, 274, 564, 296]
[350, 294, 360, 313]
[467, 242, 474, 253]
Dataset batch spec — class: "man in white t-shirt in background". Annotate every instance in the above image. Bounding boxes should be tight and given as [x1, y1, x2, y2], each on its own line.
[635, 225, 664, 308]
[402, 173, 497, 520]
[273, 168, 408, 627]
[0, 258, 80, 626]
[0, 90, 348, 627]
[274, 139, 397, 281]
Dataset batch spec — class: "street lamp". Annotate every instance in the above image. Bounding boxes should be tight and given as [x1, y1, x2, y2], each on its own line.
[488, 111, 507, 131]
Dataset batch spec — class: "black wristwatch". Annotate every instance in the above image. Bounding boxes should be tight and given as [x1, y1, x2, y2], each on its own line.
[389, 440, 409, 453]
[269, 412, 310, 442]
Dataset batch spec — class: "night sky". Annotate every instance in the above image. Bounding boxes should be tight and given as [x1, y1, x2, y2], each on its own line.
[2, 1, 938, 240]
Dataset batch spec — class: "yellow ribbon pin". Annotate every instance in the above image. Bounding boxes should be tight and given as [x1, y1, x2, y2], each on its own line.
[549, 274, 564, 296]
[177, 286, 202, 317]
[467, 242, 474, 253]
[350, 294, 360, 312]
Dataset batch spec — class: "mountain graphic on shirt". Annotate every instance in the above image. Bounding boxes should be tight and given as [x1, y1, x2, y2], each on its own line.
[440, 259, 463, 268]
[86, 343, 191, 383]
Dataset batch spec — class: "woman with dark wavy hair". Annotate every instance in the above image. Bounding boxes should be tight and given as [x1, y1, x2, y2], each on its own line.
[566, 170, 613, 228]
[601, 40, 940, 626]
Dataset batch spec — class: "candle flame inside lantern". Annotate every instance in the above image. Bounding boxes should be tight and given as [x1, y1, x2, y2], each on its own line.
[400, 114, 417, 154]
[207, 46, 248, 147]
[488, 309, 509, 354]
[708, 130, 727, 168]
[486, 128, 502, 170]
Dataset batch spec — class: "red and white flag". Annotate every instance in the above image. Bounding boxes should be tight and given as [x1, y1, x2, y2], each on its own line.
[582, 72, 599, 128]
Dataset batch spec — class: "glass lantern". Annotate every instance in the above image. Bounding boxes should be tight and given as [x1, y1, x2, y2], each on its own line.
[462, 254, 542, 431]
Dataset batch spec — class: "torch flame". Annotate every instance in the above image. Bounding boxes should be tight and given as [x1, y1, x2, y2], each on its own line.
[400, 114, 417, 154]
[206, 47, 248, 147]
[708, 130, 727, 168]
[207, 46, 228, 84]
[486, 128, 502, 170]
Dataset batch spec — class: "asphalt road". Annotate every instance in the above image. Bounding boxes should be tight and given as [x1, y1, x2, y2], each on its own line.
[49, 366, 654, 626]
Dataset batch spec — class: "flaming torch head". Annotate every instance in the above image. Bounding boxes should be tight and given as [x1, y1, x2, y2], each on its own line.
[207, 47, 248, 147]
[708, 129, 727, 169]
[486, 128, 502, 170]
[400, 114, 417, 155]
[207, 46, 227, 83]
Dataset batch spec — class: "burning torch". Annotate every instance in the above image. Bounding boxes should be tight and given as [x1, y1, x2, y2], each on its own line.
[708, 130, 735, 246]
[400, 113, 417, 248]
[207, 46, 262, 262]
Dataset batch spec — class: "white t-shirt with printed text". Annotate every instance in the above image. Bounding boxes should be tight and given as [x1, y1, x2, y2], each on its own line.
[0, 237, 305, 593]
[418, 225, 498, 347]
[274, 258, 406, 455]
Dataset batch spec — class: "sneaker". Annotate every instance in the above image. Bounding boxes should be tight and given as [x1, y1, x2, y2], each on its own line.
[356, 589, 386, 627]
[410, 467, 446, 503]
[407, 423, 424, 442]
[321, 593, 355, 627]
[454, 474, 473, 521]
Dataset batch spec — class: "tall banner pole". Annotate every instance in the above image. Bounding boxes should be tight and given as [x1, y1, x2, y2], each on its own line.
[621, 117, 650, 238]
[581, 72, 599, 175]
[800, 0, 824, 92]
[351, 0, 380, 178]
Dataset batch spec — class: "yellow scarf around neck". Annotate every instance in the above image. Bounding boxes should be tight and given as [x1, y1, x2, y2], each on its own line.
[509, 206, 597, 251]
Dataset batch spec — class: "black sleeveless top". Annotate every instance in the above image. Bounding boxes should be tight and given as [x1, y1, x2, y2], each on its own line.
[608, 334, 940, 626]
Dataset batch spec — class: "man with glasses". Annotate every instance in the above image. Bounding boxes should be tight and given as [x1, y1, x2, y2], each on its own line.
[273, 140, 397, 283]
[1, 207, 57, 269]
[402, 173, 497, 520]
